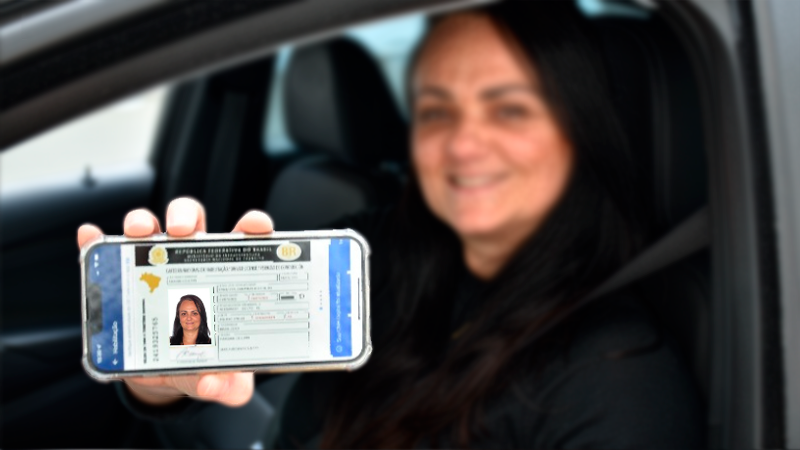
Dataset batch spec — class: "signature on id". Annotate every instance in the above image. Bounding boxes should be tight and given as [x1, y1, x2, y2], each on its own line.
[176, 348, 210, 361]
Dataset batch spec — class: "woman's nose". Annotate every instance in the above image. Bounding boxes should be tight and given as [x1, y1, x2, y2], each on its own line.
[445, 116, 486, 161]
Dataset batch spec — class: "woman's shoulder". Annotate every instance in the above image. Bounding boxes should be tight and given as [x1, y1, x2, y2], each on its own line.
[508, 294, 705, 448]
[561, 294, 662, 362]
[513, 293, 683, 391]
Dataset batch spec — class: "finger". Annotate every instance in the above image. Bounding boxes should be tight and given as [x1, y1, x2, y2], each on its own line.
[127, 372, 254, 407]
[127, 375, 188, 390]
[124, 209, 162, 237]
[126, 374, 203, 401]
[196, 372, 254, 407]
[233, 210, 274, 234]
[124, 376, 195, 406]
[77, 224, 104, 249]
[166, 197, 206, 237]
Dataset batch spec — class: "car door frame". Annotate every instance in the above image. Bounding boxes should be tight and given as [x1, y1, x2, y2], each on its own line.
[749, 0, 800, 448]
[0, 0, 789, 447]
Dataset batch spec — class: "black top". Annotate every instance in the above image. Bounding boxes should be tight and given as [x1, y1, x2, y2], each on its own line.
[119, 208, 705, 448]
[273, 209, 704, 448]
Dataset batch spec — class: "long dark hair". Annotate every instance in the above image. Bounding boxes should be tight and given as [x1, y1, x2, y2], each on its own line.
[170, 294, 212, 345]
[321, 1, 644, 447]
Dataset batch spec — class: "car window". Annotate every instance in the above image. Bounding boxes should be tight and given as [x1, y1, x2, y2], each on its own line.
[0, 85, 170, 190]
[577, 0, 650, 18]
[263, 15, 426, 156]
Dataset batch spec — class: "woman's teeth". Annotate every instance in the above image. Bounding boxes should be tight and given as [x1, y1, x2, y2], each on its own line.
[451, 175, 498, 188]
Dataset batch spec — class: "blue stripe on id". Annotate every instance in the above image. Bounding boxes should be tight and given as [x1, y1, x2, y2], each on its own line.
[328, 239, 352, 357]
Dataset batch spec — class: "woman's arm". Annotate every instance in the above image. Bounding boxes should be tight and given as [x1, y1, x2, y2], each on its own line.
[77, 197, 269, 408]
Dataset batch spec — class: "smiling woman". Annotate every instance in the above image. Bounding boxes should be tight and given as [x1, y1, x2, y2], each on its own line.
[314, 1, 703, 447]
[170, 295, 211, 346]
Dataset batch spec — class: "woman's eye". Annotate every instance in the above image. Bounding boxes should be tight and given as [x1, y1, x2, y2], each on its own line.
[416, 107, 452, 124]
[492, 104, 530, 121]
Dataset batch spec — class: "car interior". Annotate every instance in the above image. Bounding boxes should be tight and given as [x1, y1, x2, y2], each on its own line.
[1, 0, 764, 447]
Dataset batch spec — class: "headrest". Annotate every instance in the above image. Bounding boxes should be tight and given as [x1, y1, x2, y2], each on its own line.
[593, 17, 707, 234]
[283, 37, 408, 167]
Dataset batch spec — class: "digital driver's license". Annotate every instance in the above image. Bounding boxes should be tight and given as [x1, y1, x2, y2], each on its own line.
[81, 231, 370, 379]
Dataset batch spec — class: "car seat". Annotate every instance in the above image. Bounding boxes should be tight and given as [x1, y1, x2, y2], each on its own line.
[265, 37, 409, 231]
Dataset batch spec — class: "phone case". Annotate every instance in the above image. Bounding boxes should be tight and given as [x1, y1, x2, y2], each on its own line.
[79, 229, 372, 382]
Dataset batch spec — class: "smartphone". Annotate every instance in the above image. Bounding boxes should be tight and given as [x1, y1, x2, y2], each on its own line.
[80, 230, 370, 381]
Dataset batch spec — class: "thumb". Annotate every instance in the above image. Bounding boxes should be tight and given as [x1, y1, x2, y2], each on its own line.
[194, 372, 255, 407]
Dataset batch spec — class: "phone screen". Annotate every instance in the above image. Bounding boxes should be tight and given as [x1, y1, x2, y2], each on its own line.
[84, 236, 365, 374]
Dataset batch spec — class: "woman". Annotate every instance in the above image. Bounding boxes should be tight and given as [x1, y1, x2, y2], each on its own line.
[169, 294, 212, 346]
[77, 1, 703, 447]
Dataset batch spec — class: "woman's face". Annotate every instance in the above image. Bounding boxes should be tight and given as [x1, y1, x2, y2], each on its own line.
[412, 13, 574, 242]
[178, 300, 201, 332]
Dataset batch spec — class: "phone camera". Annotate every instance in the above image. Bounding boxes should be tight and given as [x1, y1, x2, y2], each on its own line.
[87, 284, 103, 335]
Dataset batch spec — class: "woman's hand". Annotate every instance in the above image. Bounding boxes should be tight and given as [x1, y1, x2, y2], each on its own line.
[77, 197, 274, 407]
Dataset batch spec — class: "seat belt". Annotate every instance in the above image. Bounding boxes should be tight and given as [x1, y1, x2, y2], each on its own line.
[587, 205, 710, 301]
[521, 206, 710, 347]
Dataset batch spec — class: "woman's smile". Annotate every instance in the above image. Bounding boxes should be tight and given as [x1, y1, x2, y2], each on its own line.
[448, 173, 508, 190]
[445, 171, 512, 216]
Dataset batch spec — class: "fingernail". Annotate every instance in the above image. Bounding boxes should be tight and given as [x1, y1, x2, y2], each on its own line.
[167, 203, 195, 231]
[129, 211, 151, 228]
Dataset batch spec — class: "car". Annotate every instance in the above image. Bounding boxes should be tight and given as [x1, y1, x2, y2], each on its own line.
[1, 0, 799, 447]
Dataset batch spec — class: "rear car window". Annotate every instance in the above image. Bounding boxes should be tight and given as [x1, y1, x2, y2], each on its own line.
[0, 86, 170, 190]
